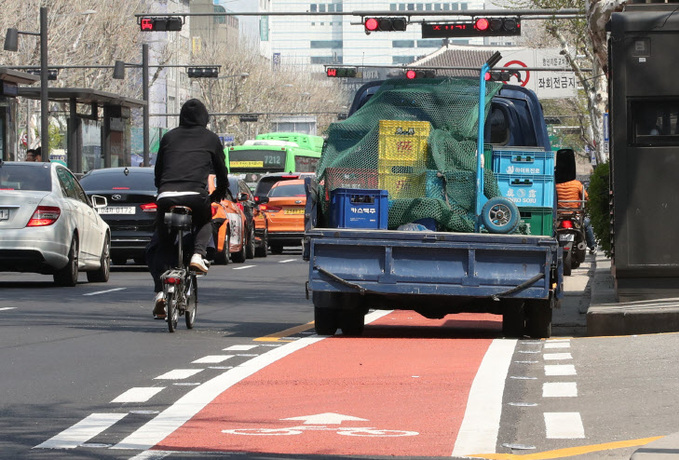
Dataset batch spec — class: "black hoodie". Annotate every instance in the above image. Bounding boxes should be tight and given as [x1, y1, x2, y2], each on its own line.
[154, 99, 228, 195]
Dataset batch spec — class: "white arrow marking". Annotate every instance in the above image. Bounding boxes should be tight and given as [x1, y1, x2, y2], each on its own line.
[281, 413, 369, 425]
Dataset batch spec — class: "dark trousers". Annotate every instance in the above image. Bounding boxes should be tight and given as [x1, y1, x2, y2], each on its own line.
[147, 193, 212, 292]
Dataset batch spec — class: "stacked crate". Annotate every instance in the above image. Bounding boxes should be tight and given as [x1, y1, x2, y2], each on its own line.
[492, 147, 555, 236]
[377, 120, 431, 199]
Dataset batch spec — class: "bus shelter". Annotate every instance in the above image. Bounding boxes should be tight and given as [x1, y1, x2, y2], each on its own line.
[17, 87, 145, 174]
[0, 68, 39, 161]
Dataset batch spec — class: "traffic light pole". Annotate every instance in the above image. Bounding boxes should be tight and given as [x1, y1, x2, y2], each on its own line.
[40, 7, 49, 160]
[142, 43, 150, 167]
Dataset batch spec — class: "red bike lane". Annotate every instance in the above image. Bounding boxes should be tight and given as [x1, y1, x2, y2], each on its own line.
[157, 311, 502, 456]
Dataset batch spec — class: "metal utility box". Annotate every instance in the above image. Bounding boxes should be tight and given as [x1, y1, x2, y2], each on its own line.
[609, 5, 679, 279]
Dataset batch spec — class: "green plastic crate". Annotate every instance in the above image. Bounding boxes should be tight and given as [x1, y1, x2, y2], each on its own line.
[519, 207, 553, 236]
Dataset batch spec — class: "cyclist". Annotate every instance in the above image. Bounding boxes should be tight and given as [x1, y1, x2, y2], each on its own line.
[148, 98, 228, 319]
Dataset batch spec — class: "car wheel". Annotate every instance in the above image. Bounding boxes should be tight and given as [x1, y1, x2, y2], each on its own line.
[245, 226, 256, 259]
[54, 236, 79, 287]
[313, 292, 339, 335]
[87, 234, 110, 283]
[231, 233, 247, 263]
[255, 229, 268, 258]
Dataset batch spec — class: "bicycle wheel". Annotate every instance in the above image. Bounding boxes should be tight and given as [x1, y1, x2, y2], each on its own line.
[185, 274, 198, 329]
[166, 290, 179, 332]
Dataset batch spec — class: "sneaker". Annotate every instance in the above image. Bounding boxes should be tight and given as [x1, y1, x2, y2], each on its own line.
[190, 253, 209, 273]
[589, 247, 597, 255]
[153, 292, 166, 320]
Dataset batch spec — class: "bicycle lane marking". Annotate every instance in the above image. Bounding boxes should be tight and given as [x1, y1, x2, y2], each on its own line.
[153, 311, 504, 457]
[112, 310, 392, 451]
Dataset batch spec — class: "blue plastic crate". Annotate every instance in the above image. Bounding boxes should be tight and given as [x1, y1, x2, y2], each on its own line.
[492, 148, 554, 176]
[330, 188, 389, 229]
[496, 174, 555, 208]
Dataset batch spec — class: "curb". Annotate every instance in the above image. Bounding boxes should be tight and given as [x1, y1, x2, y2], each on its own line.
[631, 432, 679, 459]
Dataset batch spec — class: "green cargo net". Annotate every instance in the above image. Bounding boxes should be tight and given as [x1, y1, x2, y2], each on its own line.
[318, 77, 503, 232]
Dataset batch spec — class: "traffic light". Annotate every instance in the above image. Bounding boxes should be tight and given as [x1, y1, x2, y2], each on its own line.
[421, 17, 520, 38]
[484, 70, 521, 82]
[364, 17, 407, 34]
[326, 67, 358, 78]
[405, 69, 436, 79]
[27, 69, 58, 81]
[187, 67, 219, 78]
[139, 17, 183, 32]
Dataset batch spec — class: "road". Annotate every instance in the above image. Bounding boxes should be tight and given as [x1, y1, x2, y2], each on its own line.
[0, 251, 677, 459]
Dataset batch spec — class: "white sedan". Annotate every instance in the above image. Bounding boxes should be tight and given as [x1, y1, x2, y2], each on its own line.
[0, 161, 111, 286]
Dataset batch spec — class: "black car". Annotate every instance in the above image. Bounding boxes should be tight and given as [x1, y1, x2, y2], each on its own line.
[79, 167, 157, 265]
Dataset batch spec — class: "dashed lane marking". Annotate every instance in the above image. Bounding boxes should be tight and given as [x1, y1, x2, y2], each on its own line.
[83, 287, 126, 296]
[543, 353, 573, 361]
[192, 355, 234, 364]
[278, 258, 297, 263]
[111, 387, 165, 404]
[153, 369, 203, 380]
[544, 364, 576, 376]
[542, 382, 577, 398]
[544, 412, 585, 439]
[544, 342, 571, 349]
[34, 413, 127, 449]
[223, 344, 258, 351]
[0, 307, 17, 311]
[232, 265, 255, 270]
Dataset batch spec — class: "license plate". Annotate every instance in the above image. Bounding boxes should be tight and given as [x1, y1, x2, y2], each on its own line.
[99, 206, 135, 215]
[284, 208, 304, 215]
[0, 209, 8, 220]
[559, 234, 575, 242]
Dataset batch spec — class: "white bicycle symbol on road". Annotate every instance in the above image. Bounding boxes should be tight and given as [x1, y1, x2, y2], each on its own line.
[222, 424, 419, 438]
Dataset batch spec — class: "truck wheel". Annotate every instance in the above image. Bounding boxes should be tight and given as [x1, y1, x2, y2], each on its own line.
[481, 197, 520, 234]
[502, 300, 525, 338]
[563, 249, 572, 276]
[340, 309, 365, 336]
[313, 292, 339, 335]
[525, 297, 553, 338]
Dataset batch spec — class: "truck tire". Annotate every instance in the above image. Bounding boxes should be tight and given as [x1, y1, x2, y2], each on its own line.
[340, 309, 365, 336]
[481, 197, 520, 234]
[525, 297, 553, 338]
[563, 249, 572, 276]
[502, 300, 525, 338]
[312, 291, 339, 335]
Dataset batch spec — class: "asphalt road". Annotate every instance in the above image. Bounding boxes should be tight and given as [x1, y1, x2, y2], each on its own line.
[1, 250, 678, 459]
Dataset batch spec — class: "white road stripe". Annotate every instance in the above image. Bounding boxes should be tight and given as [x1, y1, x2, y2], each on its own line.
[83, 287, 126, 296]
[451, 339, 517, 457]
[192, 355, 234, 364]
[113, 310, 392, 452]
[153, 369, 202, 380]
[543, 353, 573, 361]
[223, 344, 257, 351]
[0, 307, 17, 311]
[232, 265, 255, 270]
[34, 413, 127, 449]
[129, 451, 172, 459]
[278, 258, 297, 263]
[545, 364, 577, 376]
[543, 382, 578, 398]
[111, 387, 165, 404]
[544, 412, 585, 439]
[544, 341, 571, 349]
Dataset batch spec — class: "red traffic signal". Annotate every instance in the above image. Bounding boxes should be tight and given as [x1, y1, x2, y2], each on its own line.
[405, 69, 436, 79]
[421, 17, 520, 38]
[140, 17, 183, 32]
[484, 70, 521, 82]
[364, 17, 407, 34]
[327, 67, 358, 78]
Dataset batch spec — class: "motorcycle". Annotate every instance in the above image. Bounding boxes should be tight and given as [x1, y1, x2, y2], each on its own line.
[555, 208, 587, 276]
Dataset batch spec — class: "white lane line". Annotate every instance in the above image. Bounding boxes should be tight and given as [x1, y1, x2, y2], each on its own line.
[34, 413, 127, 449]
[232, 265, 255, 270]
[129, 451, 173, 460]
[153, 369, 202, 380]
[543, 353, 573, 361]
[0, 307, 17, 311]
[452, 339, 517, 457]
[223, 344, 258, 351]
[192, 355, 234, 364]
[544, 412, 585, 439]
[111, 387, 165, 404]
[543, 382, 578, 398]
[278, 258, 297, 263]
[83, 287, 126, 296]
[112, 309, 392, 452]
[544, 341, 571, 349]
[545, 364, 577, 376]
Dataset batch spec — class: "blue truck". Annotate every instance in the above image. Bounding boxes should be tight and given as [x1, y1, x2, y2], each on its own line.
[305, 77, 562, 339]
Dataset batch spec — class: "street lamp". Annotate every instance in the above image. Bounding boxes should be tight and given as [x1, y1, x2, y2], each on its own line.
[4, 7, 49, 160]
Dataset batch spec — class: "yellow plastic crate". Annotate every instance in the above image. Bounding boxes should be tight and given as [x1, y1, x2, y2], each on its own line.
[379, 173, 426, 199]
[378, 120, 431, 162]
[378, 158, 426, 176]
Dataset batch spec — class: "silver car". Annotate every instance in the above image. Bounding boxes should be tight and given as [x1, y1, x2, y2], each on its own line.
[0, 161, 111, 286]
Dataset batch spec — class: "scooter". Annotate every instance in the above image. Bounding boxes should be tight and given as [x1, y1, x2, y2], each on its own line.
[555, 209, 587, 276]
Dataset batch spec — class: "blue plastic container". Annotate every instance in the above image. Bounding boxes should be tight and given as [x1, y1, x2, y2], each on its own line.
[496, 174, 555, 208]
[330, 188, 389, 229]
[492, 148, 554, 176]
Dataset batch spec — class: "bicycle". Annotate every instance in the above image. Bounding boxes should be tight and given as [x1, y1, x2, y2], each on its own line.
[160, 206, 202, 332]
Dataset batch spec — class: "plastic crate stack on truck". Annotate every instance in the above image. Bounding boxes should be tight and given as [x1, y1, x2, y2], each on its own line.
[304, 76, 561, 339]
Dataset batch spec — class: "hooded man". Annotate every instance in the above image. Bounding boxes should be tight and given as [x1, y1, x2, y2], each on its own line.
[149, 99, 228, 319]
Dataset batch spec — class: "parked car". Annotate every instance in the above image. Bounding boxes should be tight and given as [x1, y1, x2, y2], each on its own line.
[260, 178, 307, 254]
[79, 167, 157, 265]
[0, 161, 111, 285]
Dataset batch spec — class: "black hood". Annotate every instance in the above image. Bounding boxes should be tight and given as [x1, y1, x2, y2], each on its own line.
[179, 99, 209, 128]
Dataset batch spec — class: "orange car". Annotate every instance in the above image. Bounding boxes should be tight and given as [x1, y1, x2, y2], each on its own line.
[208, 175, 247, 264]
[259, 179, 306, 254]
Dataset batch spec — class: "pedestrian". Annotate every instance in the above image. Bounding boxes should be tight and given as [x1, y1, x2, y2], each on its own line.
[25, 149, 36, 161]
[33, 147, 42, 162]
